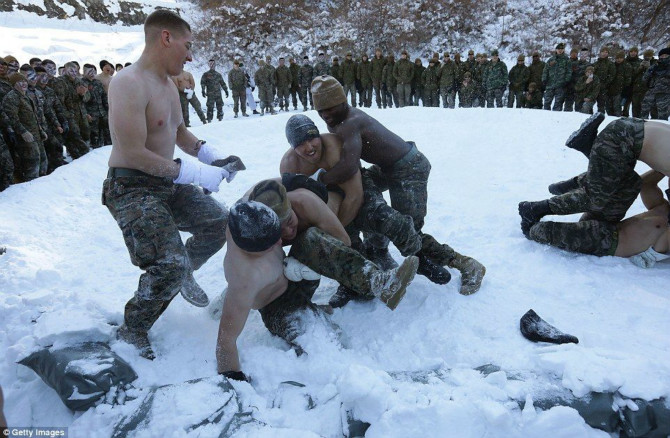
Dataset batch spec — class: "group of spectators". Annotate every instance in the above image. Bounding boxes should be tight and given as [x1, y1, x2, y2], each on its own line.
[0, 55, 131, 192]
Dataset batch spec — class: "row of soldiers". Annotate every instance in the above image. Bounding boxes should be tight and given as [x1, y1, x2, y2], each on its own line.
[0, 56, 117, 192]
[249, 45, 669, 119]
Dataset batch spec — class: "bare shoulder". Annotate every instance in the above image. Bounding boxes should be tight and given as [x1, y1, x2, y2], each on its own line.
[280, 148, 299, 172]
[288, 188, 323, 210]
[108, 67, 148, 102]
[321, 134, 343, 166]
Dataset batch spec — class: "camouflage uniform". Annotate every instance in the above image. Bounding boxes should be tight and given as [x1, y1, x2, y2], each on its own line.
[275, 63, 292, 111]
[254, 62, 276, 114]
[507, 58, 529, 108]
[82, 77, 107, 148]
[228, 68, 247, 116]
[52, 76, 90, 158]
[411, 60, 425, 106]
[641, 57, 670, 120]
[484, 59, 508, 108]
[528, 54, 545, 96]
[341, 56, 358, 107]
[2, 89, 47, 180]
[28, 84, 64, 173]
[607, 58, 632, 117]
[179, 92, 207, 126]
[289, 60, 300, 109]
[541, 53, 571, 111]
[438, 58, 457, 108]
[313, 59, 330, 77]
[575, 73, 601, 114]
[523, 86, 543, 109]
[201, 68, 229, 122]
[357, 58, 373, 107]
[298, 61, 314, 111]
[562, 54, 581, 112]
[330, 59, 342, 85]
[593, 55, 616, 114]
[39, 81, 67, 171]
[0, 132, 12, 191]
[626, 54, 645, 118]
[458, 75, 477, 108]
[422, 62, 440, 107]
[393, 55, 414, 107]
[102, 173, 227, 335]
[382, 57, 397, 108]
[371, 54, 386, 108]
[474, 58, 489, 107]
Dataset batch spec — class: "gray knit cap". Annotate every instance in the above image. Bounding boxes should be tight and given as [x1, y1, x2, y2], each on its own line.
[285, 115, 320, 148]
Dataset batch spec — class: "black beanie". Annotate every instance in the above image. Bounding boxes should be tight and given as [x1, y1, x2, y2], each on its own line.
[659, 47, 670, 58]
[228, 201, 281, 252]
[285, 115, 320, 148]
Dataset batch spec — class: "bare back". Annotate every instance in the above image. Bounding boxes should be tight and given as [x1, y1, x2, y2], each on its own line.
[639, 121, 670, 177]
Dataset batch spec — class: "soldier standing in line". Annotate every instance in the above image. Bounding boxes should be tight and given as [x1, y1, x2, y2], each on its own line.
[264, 55, 277, 105]
[0, 58, 15, 189]
[275, 57, 291, 112]
[484, 49, 508, 108]
[474, 53, 488, 107]
[593, 47, 616, 114]
[34, 66, 65, 171]
[371, 48, 386, 108]
[572, 48, 591, 112]
[22, 66, 51, 175]
[541, 43, 571, 111]
[393, 50, 413, 107]
[422, 58, 439, 107]
[574, 65, 600, 114]
[382, 54, 397, 108]
[239, 62, 259, 115]
[341, 53, 357, 108]
[201, 58, 229, 122]
[313, 52, 330, 77]
[607, 51, 632, 117]
[528, 51, 545, 104]
[623, 47, 641, 117]
[254, 58, 276, 116]
[227, 60, 248, 118]
[330, 56, 342, 85]
[298, 56, 314, 111]
[438, 52, 456, 108]
[82, 64, 108, 148]
[41, 59, 81, 160]
[357, 54, 373, 107]
[457, 71, 477, 108]
[52, 62, 92, 157]
[289, 57, 300, 110]
[563, 48, 580, 112]
[411, 58, 425, 106]
[172, 68, 207, 126]
[508, 54, 529, 108]
[641, 47, 670, 120]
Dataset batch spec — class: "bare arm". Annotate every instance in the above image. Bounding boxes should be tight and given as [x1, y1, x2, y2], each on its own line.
[301, 192, 351, 245]
[320, 125, 362, 185]
[175, 123, 200, 157]
[279, 149, 299, 174]
[640, 170, 667, 210]
[336, 169, 363, 227]
[216, 289, 252, 373]
[108, 75, 181, 178]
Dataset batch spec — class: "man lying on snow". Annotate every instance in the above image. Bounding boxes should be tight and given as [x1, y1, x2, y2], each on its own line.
[519, 114, 670, 264]
[215, 180, 419, 381]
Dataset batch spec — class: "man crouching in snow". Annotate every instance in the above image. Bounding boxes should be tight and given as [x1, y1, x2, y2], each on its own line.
[216, 181, 419, 380]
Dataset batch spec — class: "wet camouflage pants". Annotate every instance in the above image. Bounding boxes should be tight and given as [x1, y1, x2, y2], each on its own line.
[206, 93, 224, 121]
[276, 85, 290, 109]
[102, 175, 228, 333]
[486, 88, 504, 108]
[529, 220, 618, 256]
[548, 118, 644, 223]
[231, 90, 247, 115]
[361, 84, 373, 107]
[440, 87, 455, 108]
[543, 87, 566, 111]
[641, 92, 670, 121]
[0, 135, 13, 191]
[88, 114, 107, 148]
[290, 85, 299, 109]
[179, 93, 206, 126]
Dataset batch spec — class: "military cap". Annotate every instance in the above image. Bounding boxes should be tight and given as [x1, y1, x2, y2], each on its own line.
[428, 58, 436, 64]
[570, 48, 578, 54]
[415, 58, 422, 63]
[8, 73, 26, 85]
[346, 52, 352, 56]
[532, 51, 540, 57]
[629, 47, 639, 53]
[233, 59, 239, 65]
[491, 49, 499, 56]
[265, 55, 272, 62]
[615, 51, 625, 59]
[660, 47, 670, 57]
[443, 51, 449, 57]
[556, 42, 565, 50]
[318, 52, 325, 56]
[464, 71, 471, 77]
[4, 55, 18, 64]
[643, 49, 654, 57]
[303, 55, 309, 60]
[433, 52, 439, 59]
[333, 57, 339, 61]
[468, 49, 474, 55]
[517, 54, 525, 61]
[585, 65, 595, 71]
[401, 50, 408, 55]
[311, 75, 346, 110]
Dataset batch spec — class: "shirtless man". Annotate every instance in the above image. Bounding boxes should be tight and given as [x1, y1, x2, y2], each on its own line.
[519, 115, 670, 252]
[96, 60, 114, 93]
[172, 68, 207, 126]
[309, 76, 486, 296]
[104, 10, 235, 359]
[216, 182, 419, 380]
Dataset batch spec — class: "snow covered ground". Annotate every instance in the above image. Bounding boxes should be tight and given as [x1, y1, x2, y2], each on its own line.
[1, 11, 669, 438]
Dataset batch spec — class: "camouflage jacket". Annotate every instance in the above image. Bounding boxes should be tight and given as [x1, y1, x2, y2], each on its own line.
[254, 65, 276, 89]
[438, 60, 456, 88]
[508, 64, 530, 91]
[393, 59, 414, 85]
[331, 63, 342, 84]
[643, 58, 670, 94]
[43, 81, 67, 126]
[341, 59, 357, 85]
[371, 56, 386, 83]
[27, 87, 51, 133]
[83, 77, 107, 117]
[422, 64, 440, 90]
[201, 70, 228, 96]
[228, 68, 246, 92]
[275, 65, 292, 88]
[593, 58, 616, 89]
[608, 61, 632, 96]
[523, 89, 543, 108]
[455, 61, 467, 85]
[626, 56, 642, 95]
[52, 76, 89, 120]
[357, 60, 372, 86]
[542, 53, 571, 89]
[412, 64, 425, 89]
[528, 59, 545, 88]
[313, 61, 330, 77]
[458, 81, 477, 105]
[298, 64, 314, 88]
[2, 89, 42, 138]
[575, 75, 601, 101]
[484, 60, 508, 90]
[289, 63, 300, 88]
[383, 61, 396, 88]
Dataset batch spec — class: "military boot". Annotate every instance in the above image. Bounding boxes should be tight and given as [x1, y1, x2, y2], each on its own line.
[370, 255, 419, 310]
[253, 110, 260, 115]
[180, 274, 210, 307]
[242, 112, 249, 117]
[117, 324, 155, 360]
[565, 112, 605, 157]
[328, 285, 374, 309]
[365, 245, 399, 270]
[448, 252, 486, 295]
[518, 200, 552, 237]
[548, 176, 580, 195]
[417, 252, 451, 285]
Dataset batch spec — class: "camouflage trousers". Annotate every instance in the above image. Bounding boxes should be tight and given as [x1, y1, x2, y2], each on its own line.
[61, 118, 90, 159]
[290, 85, 299, 109]
[260, 227, 387, 347]
[257, 86, 274, 112]
[423, 88, 439, 107]
[384, 85, 398, 108]
[102, 174, 228, 333]
[543, 87, 566, 111]
[298, 86, 313, 109]
[0, 134, 13, 191]
[507, 90, 525, 108]
[578, 100, 596, 114]
[606, 94, 623, 117]
[412, 87, 422, 106]
[596, 92, 608, 114]
[548, 118, 645, 222]
[641, 92, 670, 121]
[360, 83, 373, 107]
[486, 88, 504, 108]
[12, 137, 47, 181]
[205, 93, 224, 121]
[397, 84, 412, 107]
[630, 91, 645, 118]
[373, 81, 383, 108]
[563, 85, 576, 112]
[88, 114, 107, 148]
[441, 87, 456, 108]
[276, 85, 290, 109]
[528, 220, 618, 256]
[179, 92, 206, 126]
[343, 83, 357, 107]
[231, 89, 247, 115]
[43, 129, 65, 173]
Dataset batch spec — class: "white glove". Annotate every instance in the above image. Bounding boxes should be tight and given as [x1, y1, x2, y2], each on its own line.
[629, 247, 670, 268]
[174, 159, 230, 193]
[184, 88, 194, 99]
[310, 168, 326, 182]
[21, 131, 34, 143]
[283, 257, 321, 282]
[197, 142, 225, 165]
